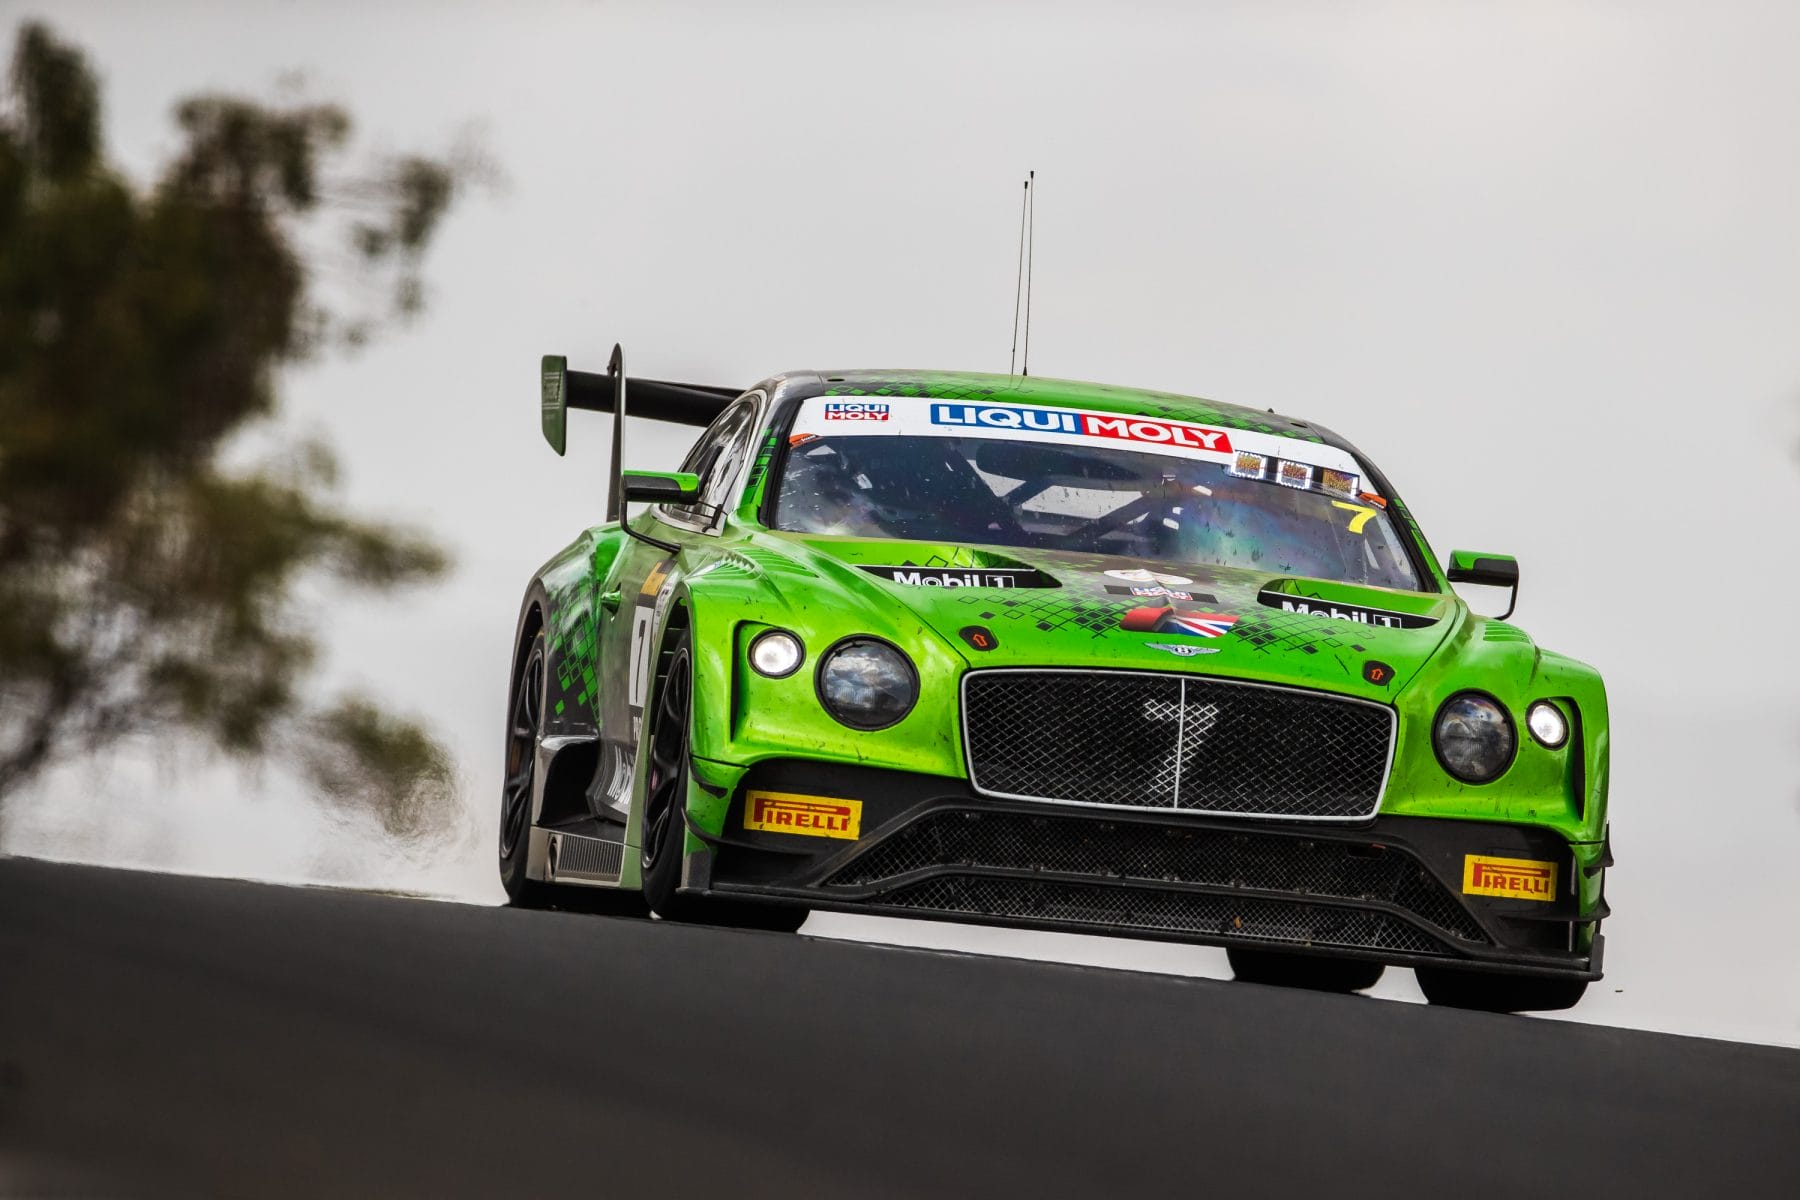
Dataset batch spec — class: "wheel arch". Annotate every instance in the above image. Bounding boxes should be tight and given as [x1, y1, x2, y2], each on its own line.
[668, 583, 737, 765]
[510, 530, 609, 833]
[510, 589, 546, 677]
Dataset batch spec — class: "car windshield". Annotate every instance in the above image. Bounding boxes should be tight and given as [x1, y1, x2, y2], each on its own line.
[773, 429, 1421, 590]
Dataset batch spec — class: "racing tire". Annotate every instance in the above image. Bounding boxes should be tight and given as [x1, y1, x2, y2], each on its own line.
[1227, 947, 1385, 993]
[1415, 967, 1588, 1013]
[640, 632, 808, 933]
[500, 629, 647, 916]
[499, 630, 553, 908]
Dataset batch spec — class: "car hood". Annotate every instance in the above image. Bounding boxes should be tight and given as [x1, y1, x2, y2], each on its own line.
[761, 533, 1466, 703]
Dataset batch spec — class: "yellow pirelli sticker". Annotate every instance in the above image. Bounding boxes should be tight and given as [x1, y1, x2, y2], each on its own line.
[743, 791, 862, 840]
[1462, 855, 1558, 902]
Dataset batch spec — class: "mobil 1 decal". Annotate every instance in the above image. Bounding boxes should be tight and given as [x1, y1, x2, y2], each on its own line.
[627, 558, 677, 740]
[860, 565, 1055, 588]
[1256, 586, 1437, 631]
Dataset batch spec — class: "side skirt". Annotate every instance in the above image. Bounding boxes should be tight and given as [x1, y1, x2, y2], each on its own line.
[527, 814, 632, 889]
[547, 828, 626, 886]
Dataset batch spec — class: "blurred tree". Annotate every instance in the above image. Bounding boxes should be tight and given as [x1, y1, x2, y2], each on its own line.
[0, 23, 469, 839]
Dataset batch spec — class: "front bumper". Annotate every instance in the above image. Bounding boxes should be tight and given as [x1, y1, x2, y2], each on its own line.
[682, 760, 1607, 980]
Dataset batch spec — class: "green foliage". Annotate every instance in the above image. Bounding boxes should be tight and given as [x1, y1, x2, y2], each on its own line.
[9, 24, 97, 180]
[0, 23, 468, 834]
[301, 696, 455, 841]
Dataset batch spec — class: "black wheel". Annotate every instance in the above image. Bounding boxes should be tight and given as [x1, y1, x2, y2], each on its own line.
[1227, 947, 1386, 993]
[639, 632, 807, 933]
[639, 636, 696, 919]
[499, 630, 550, 906]
[1415, 967, 1588, 1013]
[707, 902, 810, 933]
[501, 628, 648, 917]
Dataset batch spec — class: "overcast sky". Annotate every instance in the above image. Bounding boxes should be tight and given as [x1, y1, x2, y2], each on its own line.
[5, 0, 1798, 1045]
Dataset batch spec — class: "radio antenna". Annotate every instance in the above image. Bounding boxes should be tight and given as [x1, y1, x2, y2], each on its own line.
[1009, 175, 1029, 375]
[1022, 170, 1035, 377]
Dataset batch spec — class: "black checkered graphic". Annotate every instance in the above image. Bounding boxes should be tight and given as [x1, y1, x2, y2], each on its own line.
[959, 590, 1138, 639]
[1231, 608, 1365, 658]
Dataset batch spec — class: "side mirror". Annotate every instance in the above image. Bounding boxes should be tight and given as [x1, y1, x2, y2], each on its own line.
[622, 470, 701, 505]
[1446, 550, 1519, 620]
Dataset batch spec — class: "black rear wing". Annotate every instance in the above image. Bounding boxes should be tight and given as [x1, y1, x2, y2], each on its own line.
[567, 370, 737, 423]
[540, 353, 738, 455]
[540, 348, 741, 523]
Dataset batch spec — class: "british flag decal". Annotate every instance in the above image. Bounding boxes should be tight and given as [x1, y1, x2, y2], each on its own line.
[1163, 612, 1239, 638]
[1118, 606, 1242, 638]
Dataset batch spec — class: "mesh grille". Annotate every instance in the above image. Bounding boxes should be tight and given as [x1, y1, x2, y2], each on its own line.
[549, 833, 623, 880]
[879, 876, 1450, 956]
[964, 670, 1392, 820]
[828, 810, 1485, 943]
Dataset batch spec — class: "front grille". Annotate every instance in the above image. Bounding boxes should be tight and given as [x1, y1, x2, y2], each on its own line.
[878, 876, 1451, 956]
[963, 670, 1392, 820]
[826, 809, 1485, 943]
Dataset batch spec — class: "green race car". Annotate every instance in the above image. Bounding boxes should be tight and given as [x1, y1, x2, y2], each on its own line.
[501, 350, 1610, 1012]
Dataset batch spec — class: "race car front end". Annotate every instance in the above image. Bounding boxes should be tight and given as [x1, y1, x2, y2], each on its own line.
[672, 569, 1610, 990]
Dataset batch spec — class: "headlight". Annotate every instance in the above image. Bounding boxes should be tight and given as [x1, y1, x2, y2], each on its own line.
[748, 629, 804, 678]
[816, 637, 918, 730]
[1526, 700, 1569, 749]
[1432, 691, 1516, 784]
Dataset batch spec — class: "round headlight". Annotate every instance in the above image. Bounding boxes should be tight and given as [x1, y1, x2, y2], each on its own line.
[1526, 700, 1569, 749]
[816, 637, 918, 730]
[748, 629, 804, 678]
[1432, 691, 1516, 784]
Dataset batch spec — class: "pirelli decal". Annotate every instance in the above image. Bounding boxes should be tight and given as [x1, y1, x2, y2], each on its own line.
[1462, 855, 1558, 902]
[743, 791, 862, 840]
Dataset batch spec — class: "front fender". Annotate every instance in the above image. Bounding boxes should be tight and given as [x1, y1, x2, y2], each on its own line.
[679, 545, 970, 779]
[1384, 617, 1609, 846]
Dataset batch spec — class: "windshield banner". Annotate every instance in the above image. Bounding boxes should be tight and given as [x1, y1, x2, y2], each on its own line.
[793, 397, 1376, 497]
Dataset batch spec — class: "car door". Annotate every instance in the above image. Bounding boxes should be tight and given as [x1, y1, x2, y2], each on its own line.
[590, 396, 761, 820]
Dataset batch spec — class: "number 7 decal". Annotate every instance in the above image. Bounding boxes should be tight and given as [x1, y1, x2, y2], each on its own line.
[1331, 500, 1377, 534]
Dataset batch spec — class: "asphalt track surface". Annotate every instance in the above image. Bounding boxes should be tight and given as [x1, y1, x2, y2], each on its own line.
[2, 859, 1797, 1199]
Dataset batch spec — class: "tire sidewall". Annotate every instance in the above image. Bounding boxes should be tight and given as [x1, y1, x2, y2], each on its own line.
[498, 630, 545, 903]
[640, 635, 692, 916]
